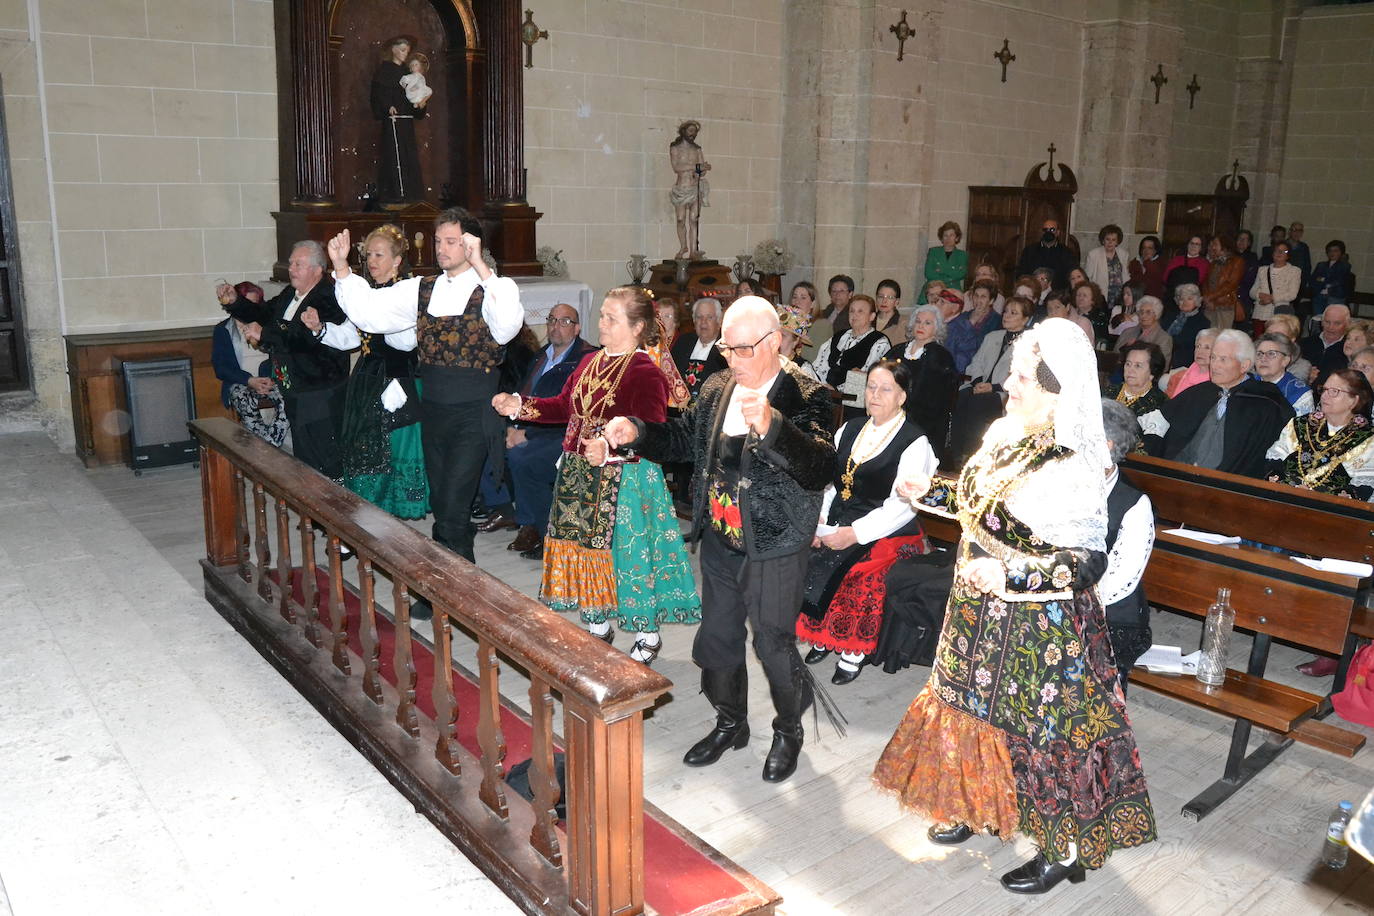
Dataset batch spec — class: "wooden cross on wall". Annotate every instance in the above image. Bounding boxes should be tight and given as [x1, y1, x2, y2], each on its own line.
[889, 10, 913, 62]
[993, 39, 1015, 83]
[1150, 64, 1168, 104]
[1186, 74, 1201, 109]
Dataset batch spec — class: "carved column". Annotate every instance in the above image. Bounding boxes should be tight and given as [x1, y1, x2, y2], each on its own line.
[289, 0, 334, 206]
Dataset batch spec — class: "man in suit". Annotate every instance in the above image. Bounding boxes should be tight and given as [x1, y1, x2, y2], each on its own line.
[595, 297, 837, 784]
[217, 241, 356, 479]
[671, 296, 727, 403]
[503, 303, 599, 559]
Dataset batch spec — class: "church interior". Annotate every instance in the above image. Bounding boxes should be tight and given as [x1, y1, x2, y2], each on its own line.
[6, 0, 1374, 914]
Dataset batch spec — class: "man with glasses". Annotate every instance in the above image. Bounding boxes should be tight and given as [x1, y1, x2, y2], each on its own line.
[671, 296, 727, 402]
[498, 303, 598, 559]
[594, 297, 837, 784]
[1252, 332, 1313, 415]
[1016, 217, 1077, 289]
[1141, 329, 1293, 477]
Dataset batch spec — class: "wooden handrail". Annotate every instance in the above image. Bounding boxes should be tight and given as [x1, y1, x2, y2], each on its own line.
[192, 417, 674, 916]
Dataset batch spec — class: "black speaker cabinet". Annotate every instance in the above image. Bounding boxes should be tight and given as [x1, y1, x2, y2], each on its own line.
[120, 357, 198, 474]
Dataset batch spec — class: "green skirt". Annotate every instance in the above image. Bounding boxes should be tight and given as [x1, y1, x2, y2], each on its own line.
[342, 375, 430, 520]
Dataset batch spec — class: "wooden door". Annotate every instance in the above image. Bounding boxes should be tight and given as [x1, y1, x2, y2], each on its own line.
[1163, 194, 1214, 258]
[967, 187, 1023, 293]
[0, 85, 28, 391]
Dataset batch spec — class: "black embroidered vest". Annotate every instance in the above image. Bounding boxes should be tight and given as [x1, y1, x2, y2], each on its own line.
[827, 419, 923, 537]
[415, 275, 504, 369]
[825, 329, 885, 388]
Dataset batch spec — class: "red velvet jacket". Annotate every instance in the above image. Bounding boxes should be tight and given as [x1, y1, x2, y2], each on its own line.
[517, 351, 668, 455]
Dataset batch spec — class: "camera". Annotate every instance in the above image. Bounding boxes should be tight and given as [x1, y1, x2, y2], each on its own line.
[1041, 228, 1057, 244]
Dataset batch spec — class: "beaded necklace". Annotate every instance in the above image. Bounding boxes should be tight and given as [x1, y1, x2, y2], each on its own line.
[955, 420, 1056, 534]
[1291, 414, 1372, 491]
[839, 414, 904, 500]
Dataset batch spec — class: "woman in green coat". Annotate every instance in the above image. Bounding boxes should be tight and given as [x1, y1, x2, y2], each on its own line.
[920, 220, 969, 303]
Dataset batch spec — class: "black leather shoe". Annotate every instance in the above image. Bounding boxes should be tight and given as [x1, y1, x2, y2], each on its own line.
[479, 512, 517, 533]
[520, 541, 544, 560]
[927, 823, 975, 845]
[761, 727, 803, 783]
[507, 525, 541, 552]
[831, 663, 861, 685]
[1000, 853, 1086, 894]
[683, 722, 749, 766]
[804, 647, 831, 665]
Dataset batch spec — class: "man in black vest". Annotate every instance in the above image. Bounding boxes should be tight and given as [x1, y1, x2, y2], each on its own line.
[1100, 399, 1156, 691]
[594, 297, 837, 784]
[217, 241, 356, 480]
[328, 209, 525, 582]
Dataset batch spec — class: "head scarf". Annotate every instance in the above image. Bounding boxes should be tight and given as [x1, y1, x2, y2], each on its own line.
[1019, 317, 1110, 472]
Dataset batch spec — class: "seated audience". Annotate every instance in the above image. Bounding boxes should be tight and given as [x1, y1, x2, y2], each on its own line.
[962, 263, 1005, 314]
[671, 296, 727, 401]
[1031, 267, 1056, 314]
[1202, 234, 1243, 331]
[1100, 398, 1157, 690]
[777, 302, 815, 375]
[734, 278, 763, 300]
[1349, 346, 1374, 389]
[1141, 329, 1294, 477]
[212, 281, 287, 447]
[826, 273, 856, 333]
[792, 280, 826, 362]
[1108, 281, 1144, 338]
[932, 287, 965, 325]
[1251, 240, 1301, 330]
[1266, 313, 1313, 383]
[1129, 234, 1167, 300]
[1311, 240, 1353, 318]
[1085, 223, 1127, 309]
[921, 221, 968, 302]
[797, 361, 938, 684]
[1015, 217, 1075, 288]
[875, 278, 906, 346]
[657, 297, 683, 350]
[1072, 280, 1107, 343]
[1253, 332, 1313, 416]
[1164, 234, 1210, 304]
[1114, 295, 1173, 366]
[1046, 288, 1092, 343]
[814, 293, 892, 418]
[1165, 327, 1217, 398]
[1259, 224, 1287, 265]
[1301, 302, 1352, 384]
[944, 279, 1000, 373]
[1165, 282, 1210, 371]
[894, 304, 959, 464]
[947, 295, 1032, 466]
[1067, 266, 1089, 290]
[1106, 341, 1167, 417]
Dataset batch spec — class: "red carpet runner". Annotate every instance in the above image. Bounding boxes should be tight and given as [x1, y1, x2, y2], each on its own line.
[284, 568, 755, 916]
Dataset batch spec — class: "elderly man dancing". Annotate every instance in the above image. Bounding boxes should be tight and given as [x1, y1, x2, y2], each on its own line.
[593, 297, 836, 783]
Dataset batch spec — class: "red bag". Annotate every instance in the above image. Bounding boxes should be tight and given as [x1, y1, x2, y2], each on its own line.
[1332, 644, 1374, 727]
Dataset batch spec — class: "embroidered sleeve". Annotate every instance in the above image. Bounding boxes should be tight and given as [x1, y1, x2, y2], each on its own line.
[918, 475, 958, 517]
[1005, 547, 1107, 595]
[1099, 494, 1154, 606]
[1266, 419, 1298, 461]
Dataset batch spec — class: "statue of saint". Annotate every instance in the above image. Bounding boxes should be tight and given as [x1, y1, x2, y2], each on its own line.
[669, 120, 711, 260]
[370, 36, 429, 205]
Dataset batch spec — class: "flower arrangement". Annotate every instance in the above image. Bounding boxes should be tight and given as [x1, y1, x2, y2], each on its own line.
[752, 238, 794, 275]
[537, 245, 569, 278]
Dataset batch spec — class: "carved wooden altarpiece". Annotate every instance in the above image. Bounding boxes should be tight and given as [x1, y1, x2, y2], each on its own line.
[270, 0, 541, 279]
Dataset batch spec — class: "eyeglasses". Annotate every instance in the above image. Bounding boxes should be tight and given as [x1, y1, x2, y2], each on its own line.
[547, 316, 578, 326]
[1318, 386, 1357, 398]
[1255, 349, 1285, 359]
[715, 331, 773, 358]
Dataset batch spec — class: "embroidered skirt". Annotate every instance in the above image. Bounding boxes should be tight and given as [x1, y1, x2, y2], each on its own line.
[341, 370, 429, 520]
[797, 534, 926, 655]
[541, 454, 700, 631]
[873, 573, 1156, 868]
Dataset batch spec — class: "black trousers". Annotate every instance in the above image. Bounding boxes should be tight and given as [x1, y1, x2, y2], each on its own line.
[695, 532, 810, 718]
[283, 383, 346, 480]
[421, 398, 488, 561]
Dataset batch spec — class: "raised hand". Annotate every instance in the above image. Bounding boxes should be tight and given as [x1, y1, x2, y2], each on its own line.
[299, 306, 321, 332]
[326, 229, 352, 274]
[462, 232, 484, 270]
[738, 390, 772, 436]
[215, 282, 235, 305]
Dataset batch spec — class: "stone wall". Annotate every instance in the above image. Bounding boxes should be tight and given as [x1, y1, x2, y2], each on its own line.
[1278, 3, 1374, 280]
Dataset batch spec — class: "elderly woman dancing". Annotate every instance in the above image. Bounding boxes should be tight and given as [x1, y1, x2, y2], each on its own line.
[873, 317, 1156, 895]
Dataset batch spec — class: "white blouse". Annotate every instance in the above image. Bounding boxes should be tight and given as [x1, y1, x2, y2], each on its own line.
[816, 415, 938, 545]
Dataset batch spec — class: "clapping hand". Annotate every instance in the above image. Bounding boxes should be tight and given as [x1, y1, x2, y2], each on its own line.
[463, 232, 485, 271]
[326, 230, 352, 275]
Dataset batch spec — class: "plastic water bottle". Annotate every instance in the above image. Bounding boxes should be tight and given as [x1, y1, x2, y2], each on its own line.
[1323, 801, 1353, 869]
[1196, 587, 1234, 687]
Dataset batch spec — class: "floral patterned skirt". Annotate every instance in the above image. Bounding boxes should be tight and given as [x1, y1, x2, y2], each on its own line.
[873, 573, 1157, 868]
[541, 454, 700, 632]
[797, 534, 926, 655]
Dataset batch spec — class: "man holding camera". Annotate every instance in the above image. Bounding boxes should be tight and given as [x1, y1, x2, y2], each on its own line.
[1017, 218, 1077, 290]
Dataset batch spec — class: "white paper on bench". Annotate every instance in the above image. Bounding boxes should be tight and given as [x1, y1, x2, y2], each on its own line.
[1164, 527, 1241, 546]
[1137, 645, 1201, 675]
[1291, 556, 1374, 578]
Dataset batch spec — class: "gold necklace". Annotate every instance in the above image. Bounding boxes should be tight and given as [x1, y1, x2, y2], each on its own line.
[839, 416, 904, 500]
[1294, 417, 1370, 489]
[570, 350, 637, 436]
[1115, 385, 1146, 407]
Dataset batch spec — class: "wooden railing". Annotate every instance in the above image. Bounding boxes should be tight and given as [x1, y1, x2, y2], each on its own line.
[191, 418, 673, 916]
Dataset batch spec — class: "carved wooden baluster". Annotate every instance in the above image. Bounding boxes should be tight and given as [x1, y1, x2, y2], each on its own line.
[275, 497, 295, 624]
[527, 675, 563, 867]
[392, 581, 419, 737]
[476, 639, 509, 818]
[253, 482, 271, 601]
[358, 557, 382, 704]
[432, 607, 461, 774]
[326, 535, 350, 674]
[297, 514, 322, 648]
[234, 468, 250, 582]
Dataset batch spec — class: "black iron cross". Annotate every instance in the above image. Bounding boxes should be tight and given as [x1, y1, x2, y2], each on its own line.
[1046, 143, 1057, 172]
[520, 9, 548, 70]
[1150, 64, 1168, 104]
[1186, 73, 1201, 109]
[994, 39, 1015, 83]
[890, 10, 913, 62]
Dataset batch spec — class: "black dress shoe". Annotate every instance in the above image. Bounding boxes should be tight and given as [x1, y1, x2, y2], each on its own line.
[684, 722, 749, 766]
[1000, 852, 1086, 894]
[804, 647, 831, 665]
[761, 727, 803, 783]
[831, 663, 861, 685]
[479, 512, 517, 533]
[520, 540, 544, 560]
[927, 823, 975, 845]
[507, 525, 541, 552]
[410, 598, 434, 622]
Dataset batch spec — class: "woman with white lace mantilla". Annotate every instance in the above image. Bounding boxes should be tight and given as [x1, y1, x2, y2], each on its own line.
[873, 318, 1157, 895]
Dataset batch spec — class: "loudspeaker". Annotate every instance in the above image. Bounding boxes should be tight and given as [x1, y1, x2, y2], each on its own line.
[120, 357, 198, 473]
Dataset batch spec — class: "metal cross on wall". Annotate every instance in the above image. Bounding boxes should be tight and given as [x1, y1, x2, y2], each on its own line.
[519, 9, 548, 69]
[1150, 64, 1168, 104]
[993, 39, 1015, 83]
[890, 10, 913, 62]
[1186, 74, 1201, 109]
[1046, 143, 1056, 172]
